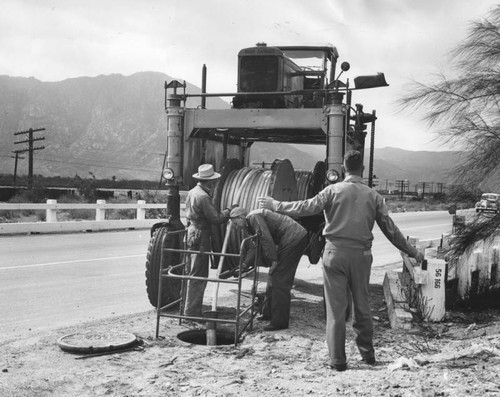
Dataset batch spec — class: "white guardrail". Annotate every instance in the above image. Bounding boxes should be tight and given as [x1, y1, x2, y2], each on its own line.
[0, 200, 186, 235]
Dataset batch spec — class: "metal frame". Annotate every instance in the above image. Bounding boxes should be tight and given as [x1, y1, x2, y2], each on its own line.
[155, 228, 262, 346]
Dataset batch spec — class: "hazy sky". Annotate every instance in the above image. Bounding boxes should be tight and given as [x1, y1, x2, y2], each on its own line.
[1, 0, 499, 151]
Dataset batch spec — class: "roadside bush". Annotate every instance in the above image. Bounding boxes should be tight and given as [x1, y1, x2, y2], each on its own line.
[4, 191, 45, 221]
[140, 189, 168, 219]
[75, 172, 98, 203]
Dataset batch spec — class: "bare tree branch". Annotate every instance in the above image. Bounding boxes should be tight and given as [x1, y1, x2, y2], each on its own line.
[399, 5, 500, 254]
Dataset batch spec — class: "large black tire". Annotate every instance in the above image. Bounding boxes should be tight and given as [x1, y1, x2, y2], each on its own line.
[145, 224, 183, 308]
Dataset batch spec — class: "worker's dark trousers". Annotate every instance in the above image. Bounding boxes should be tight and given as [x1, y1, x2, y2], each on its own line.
[322, 243, 374, 366]
[262, 235, 308, 328]
[184, 226, 211, 317]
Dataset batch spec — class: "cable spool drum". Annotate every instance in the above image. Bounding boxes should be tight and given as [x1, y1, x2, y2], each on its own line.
[212, 158, 243, 269]
[295, 170, 314, 200]
[214, 158, 299, 276]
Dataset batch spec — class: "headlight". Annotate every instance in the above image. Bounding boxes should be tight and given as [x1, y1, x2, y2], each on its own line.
[162, 168, 174, 180]
[326, 169, 340, 183]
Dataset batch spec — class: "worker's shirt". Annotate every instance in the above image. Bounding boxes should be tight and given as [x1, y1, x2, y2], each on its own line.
[185, 183, 227, 230]
[240, 209, 307, 267]
[273, 175, 418, 255]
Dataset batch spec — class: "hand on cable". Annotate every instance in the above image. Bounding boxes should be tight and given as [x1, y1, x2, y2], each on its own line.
[224, 204, 240, 218]
[257, 196, 275, 211]
[269, 261, 279, 275]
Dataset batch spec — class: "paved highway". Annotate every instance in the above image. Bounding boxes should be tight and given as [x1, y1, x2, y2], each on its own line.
[0, 210, 457, 341]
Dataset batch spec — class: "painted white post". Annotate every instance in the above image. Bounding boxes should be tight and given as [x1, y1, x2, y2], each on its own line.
[441, 233, 451, 250]
[46, 199, 58, 223]
[137, 200, 146, 220]
[96, 200, 106, 221]
[420, 259, 446, 321]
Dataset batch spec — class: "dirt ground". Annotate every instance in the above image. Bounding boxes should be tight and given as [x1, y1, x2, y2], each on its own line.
[1, 265, 500, 397]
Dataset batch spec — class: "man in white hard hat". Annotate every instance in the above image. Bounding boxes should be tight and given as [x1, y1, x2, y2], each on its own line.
[184, 164, 233, 318]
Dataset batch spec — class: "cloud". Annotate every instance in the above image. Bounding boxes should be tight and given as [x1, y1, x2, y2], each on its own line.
[1, 0, 499, 150]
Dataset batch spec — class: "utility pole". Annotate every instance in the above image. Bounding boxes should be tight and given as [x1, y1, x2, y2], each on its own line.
[13, 128, 46, 188]
[419, 182, 428, 198]
[10, 151, 25, 185]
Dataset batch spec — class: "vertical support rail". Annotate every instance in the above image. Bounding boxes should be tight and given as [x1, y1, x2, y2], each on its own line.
[368, 110, 376, 188]
[233, 232, 262, 345]
[155, 231, 168, 338]
[179, 232, 188, 325]
[326, 92, 345, 182]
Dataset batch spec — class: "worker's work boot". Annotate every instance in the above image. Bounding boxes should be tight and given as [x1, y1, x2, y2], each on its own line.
[263, 323, 287, 331]
[328, 363, 347, 372]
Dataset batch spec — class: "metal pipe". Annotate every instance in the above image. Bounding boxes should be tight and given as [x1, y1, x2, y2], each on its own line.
[165, 84, 185, 221]
[325, 92, 345, 181]
[156, 232, 167, 338]
[211, 220, 234, 310]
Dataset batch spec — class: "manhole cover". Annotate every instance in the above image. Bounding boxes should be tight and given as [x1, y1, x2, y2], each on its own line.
[57, 330, 138, 354]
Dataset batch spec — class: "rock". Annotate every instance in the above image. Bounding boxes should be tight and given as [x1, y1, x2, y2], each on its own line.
[387, 357, 421, 371]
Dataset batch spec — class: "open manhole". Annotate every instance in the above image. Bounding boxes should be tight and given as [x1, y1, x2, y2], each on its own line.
[177, 329, 237, 346]
[57, 330, 139, 354]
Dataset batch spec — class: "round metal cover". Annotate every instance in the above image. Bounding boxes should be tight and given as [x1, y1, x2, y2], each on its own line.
[56, 330, 138, 354]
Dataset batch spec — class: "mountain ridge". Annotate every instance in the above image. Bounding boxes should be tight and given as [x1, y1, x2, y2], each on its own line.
[0, 72, 460, 186]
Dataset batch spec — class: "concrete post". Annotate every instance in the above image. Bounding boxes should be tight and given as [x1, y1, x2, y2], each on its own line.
[46, 199, 57, 223]
[420, 259, 446, 321]
[96, 200, 106, 221]
[137, 200, 146, 220]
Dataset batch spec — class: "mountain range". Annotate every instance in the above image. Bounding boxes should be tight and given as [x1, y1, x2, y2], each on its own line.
[0, 72, 461, 187]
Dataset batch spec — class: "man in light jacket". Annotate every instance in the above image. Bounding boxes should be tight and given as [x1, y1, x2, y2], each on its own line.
[258, 150, 424, 371]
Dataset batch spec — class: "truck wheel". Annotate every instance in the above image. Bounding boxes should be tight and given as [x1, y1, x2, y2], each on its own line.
[145, 224, 183, 308]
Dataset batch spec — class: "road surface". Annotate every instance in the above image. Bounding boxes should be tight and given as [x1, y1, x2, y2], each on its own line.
[0, 210, 458, 341]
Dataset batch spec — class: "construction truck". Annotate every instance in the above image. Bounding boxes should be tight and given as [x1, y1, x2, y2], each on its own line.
[145, 42, 388, 307]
